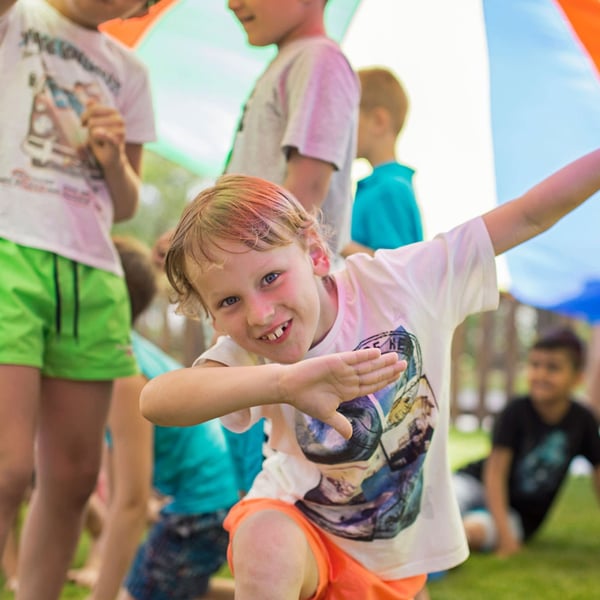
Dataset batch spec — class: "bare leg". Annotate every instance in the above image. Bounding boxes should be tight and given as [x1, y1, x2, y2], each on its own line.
[231, 510, 318, 600]
[463, 518, 488, 551]
[0, 366, 39, 556]
[585, 324, 600, 420]
[16, 378, 111, 600]
[414, 585, 431, 600]
[2, 516, 21, 591]
[67, 490, 108, 588]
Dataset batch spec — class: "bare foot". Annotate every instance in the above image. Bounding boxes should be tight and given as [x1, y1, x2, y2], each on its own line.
[4, 576, 18, 592]
[67, 566, 99, 589]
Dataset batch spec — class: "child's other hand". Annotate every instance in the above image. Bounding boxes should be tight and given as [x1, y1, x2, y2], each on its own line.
[495, 534, 522, 558]
[281, 348, 406, 440]
[81, 101, 126, 170]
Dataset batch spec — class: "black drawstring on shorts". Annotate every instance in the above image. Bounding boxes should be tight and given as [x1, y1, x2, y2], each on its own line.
[52, 254, 80, 341]
[72, 260, 79, 340]
[52, 253, 62, 335]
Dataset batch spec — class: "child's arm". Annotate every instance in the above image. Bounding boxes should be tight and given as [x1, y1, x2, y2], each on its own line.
[483, 446, 522, 557]
[0, 0, 16, 18]
[483, 148, 600, 255]
[141, 348, 405, 440]
[284, 149, 334, 215]
[81, 102, 142, 222]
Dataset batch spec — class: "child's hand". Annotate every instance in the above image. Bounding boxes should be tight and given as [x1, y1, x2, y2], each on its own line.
[81, 101, 126, 170]
[495, 533, 522, 558]
[280, 348, 406, 440]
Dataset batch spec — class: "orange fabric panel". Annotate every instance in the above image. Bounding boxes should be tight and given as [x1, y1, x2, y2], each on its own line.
[557, 0, 600, 75]
[99, 0, 178, 48]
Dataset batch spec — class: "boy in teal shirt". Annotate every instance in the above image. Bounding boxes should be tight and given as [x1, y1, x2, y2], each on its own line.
[343, 67, 423, 257]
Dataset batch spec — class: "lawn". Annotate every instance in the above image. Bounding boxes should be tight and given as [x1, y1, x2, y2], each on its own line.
[2, 429, 598, 599]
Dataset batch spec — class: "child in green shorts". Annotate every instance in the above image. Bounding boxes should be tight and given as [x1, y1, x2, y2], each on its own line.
[0, 0, 155, 597]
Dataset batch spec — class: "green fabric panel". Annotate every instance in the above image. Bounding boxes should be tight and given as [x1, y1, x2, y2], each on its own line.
[136, 0, 361, 174]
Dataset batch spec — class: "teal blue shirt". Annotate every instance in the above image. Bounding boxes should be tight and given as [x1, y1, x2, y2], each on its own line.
[351, 162, 423, 250]
[132, 332, 238, 515]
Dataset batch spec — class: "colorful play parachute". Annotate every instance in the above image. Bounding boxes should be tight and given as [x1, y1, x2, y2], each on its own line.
[103, 0, 600, 322]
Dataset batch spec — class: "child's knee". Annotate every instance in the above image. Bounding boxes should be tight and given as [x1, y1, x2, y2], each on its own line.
[232, 510, 317, 594]
[463, 511, 494, 551]
[0, 463, 34, 508]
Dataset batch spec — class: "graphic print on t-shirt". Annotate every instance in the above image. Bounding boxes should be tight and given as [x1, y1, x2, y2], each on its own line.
[19, 29, 109, 180]
[295, 326, 438, 541]
[514, 430, 567, 496]
[23, 73, 104, 180]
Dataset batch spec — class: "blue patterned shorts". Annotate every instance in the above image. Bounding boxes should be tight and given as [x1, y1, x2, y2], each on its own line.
[125, 509, 230, 600]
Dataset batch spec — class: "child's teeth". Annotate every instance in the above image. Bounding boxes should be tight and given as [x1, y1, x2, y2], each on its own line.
[266, 325, 285, 341]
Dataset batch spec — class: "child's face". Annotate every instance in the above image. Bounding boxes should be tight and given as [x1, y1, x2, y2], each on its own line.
[526, 348, 581, 406]
[227, 0, 322, 48]
[356, 107, 374, 160]
[189, 238, 335, 364]
[47, 0, 148, 29]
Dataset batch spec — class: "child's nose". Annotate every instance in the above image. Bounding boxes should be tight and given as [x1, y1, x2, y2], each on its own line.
[247, 299, 275, 326]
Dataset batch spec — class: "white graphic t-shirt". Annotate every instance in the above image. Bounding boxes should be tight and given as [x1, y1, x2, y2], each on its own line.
[198, 217, 499, 579]
[0, 0, 155, 274]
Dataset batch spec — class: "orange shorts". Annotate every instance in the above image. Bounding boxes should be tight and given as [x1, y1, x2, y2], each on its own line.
[224, 498, 426, 600]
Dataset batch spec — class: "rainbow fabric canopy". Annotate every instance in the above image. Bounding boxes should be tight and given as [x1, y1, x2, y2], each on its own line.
[104, 0, 600, 323]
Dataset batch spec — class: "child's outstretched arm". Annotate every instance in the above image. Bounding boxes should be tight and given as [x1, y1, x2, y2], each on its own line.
[140, 348, 405, 440]
[483, 148, 600, 255]
[81, 102, 142, 222]
[0, 0, 16, 18]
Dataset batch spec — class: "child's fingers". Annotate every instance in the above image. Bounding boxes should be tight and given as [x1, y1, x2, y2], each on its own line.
[323, 411, 353, 440]
[81, 102, 121, 123]
[358, 359, 406, 390]
[89, 127, 121, 146]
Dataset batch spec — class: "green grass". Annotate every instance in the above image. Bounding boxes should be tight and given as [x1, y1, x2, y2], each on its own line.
[428, 475, 600, 600]
[2, 430, 597, 599]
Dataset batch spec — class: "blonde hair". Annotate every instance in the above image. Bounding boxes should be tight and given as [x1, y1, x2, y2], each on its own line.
[165, 174, 329, 319]
[358, 67, 409, 136]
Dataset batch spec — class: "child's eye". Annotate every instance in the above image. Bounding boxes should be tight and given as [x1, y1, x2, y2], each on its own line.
[219, 296, 239, 308]
[263, 272, 280, 285]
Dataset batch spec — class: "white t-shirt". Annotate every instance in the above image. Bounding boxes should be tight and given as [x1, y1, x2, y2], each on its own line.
[198, 217, 499, 579]
[225, 36, 359, 257]
[0, 0, 156, 274]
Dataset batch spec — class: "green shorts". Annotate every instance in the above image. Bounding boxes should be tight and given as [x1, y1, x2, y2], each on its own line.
[0, 239, 138, 380]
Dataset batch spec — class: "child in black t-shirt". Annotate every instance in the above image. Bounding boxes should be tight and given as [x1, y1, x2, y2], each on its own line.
[453, 327, 600, 557]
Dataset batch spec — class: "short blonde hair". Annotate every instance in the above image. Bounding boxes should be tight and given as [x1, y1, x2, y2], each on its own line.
[165, 174, 329, 319]
[358, 67, 409, 136]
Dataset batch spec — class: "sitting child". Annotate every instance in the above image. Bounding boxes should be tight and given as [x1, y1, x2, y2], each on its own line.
[453, 327, 600, 557]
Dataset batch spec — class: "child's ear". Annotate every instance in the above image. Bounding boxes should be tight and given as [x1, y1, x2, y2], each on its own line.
[309, 243, 331, 276]
[372, 106, 391, 132]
